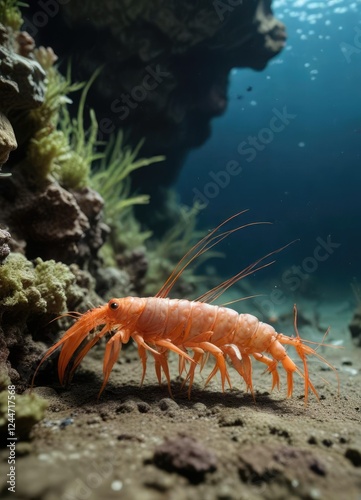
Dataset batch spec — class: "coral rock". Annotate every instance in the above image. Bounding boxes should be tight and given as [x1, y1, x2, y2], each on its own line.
[0, 173, 90, 263]
[15, 30, 35, 58]
[0, 111, 17, 166]
[0, 227, 11, 262]
[0, 23, 46, 113]
[28, 1, 286, 226]
[153, 434, 217, 483]
[71, 186, 109, 266]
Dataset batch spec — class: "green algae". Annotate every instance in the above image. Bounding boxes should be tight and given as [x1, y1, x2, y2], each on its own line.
[0, 370, 47, 440]
[0, 253, 76, 315]
[0, 0, 26, 31]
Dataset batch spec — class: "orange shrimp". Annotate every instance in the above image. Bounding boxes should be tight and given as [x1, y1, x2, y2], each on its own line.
[32, 211, 338, 404]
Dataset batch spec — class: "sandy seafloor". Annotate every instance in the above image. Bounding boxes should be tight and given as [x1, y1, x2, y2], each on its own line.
[1, 286, 360, 500]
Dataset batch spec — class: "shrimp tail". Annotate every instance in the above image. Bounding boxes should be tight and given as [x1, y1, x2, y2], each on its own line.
[274, 305, 340, 404]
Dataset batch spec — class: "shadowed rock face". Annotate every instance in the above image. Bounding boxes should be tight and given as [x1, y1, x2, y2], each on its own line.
[25, 0, 285, 228]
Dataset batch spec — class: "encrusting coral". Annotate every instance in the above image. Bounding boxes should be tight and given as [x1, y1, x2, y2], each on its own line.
[0, 253, 77, 314]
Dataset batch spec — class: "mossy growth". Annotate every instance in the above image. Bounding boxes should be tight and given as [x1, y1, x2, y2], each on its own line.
[0, 316, 47, 441]
[26, 127, 70, 182]
[0, 0, 26, 31]
[0, 253, 77, 316]
[26, 64, 86, 185]
[0, 389, 48, 440]
[55, 68, 103, 189]
[0, 370, 47, 441]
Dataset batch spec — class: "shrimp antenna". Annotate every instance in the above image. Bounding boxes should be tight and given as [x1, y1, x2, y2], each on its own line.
[156, 210, 272, 298]
[195, 240, 297, 304]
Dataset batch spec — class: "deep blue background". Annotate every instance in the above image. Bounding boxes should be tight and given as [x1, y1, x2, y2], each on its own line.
[176, 1, 361, 288]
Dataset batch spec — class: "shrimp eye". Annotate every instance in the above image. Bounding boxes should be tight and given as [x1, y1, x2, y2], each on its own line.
[109, 301, 119, 310]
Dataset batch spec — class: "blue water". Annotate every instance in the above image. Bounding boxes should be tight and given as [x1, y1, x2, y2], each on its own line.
[176, 0, 361, 289]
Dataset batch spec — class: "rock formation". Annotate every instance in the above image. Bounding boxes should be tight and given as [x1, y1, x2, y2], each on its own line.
[25, 0, 286, 229]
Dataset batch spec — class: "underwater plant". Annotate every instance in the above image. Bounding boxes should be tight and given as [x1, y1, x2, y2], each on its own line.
[29, 63, 84, 134]
[26, 64, 87, 185]
[55, 68, 103, 189]
[27, 62, 163, 195]
[0, 0, 26, 31]
[90, 129, 164, 268]
[90, 130, 164, 222]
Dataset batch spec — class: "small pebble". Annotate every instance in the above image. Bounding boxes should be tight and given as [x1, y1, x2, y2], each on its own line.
[137, 402, 151, 413]
[158, 398, 179, 411]
[341, 359, 352, 366]
[111, 480, 123, 491]
[116, 401, 138, 413]
[345, 448, 361, 467]
[60, 417, 74, 429]
[340, 366, 358, 376]
[153, 434, 217, 483]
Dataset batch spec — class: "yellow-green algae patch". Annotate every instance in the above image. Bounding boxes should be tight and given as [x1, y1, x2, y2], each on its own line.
[0, 253, 76, 315]
[0, 371, 47, 440]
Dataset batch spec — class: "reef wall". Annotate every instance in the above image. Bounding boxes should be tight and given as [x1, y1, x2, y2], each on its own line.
[24, 0, 286, 230]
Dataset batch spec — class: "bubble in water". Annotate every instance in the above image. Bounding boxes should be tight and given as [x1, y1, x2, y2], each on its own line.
[304, 62, 310, 67]
[298, 142, 306, 148]
[310, 69, 319, 74]
[250, 100, 257, 106]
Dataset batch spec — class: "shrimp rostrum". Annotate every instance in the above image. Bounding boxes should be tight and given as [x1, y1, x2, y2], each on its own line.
[33, 211, 338, 403]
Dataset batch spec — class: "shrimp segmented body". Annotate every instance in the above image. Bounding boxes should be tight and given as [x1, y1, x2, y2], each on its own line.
[33, 211, 338, 403]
